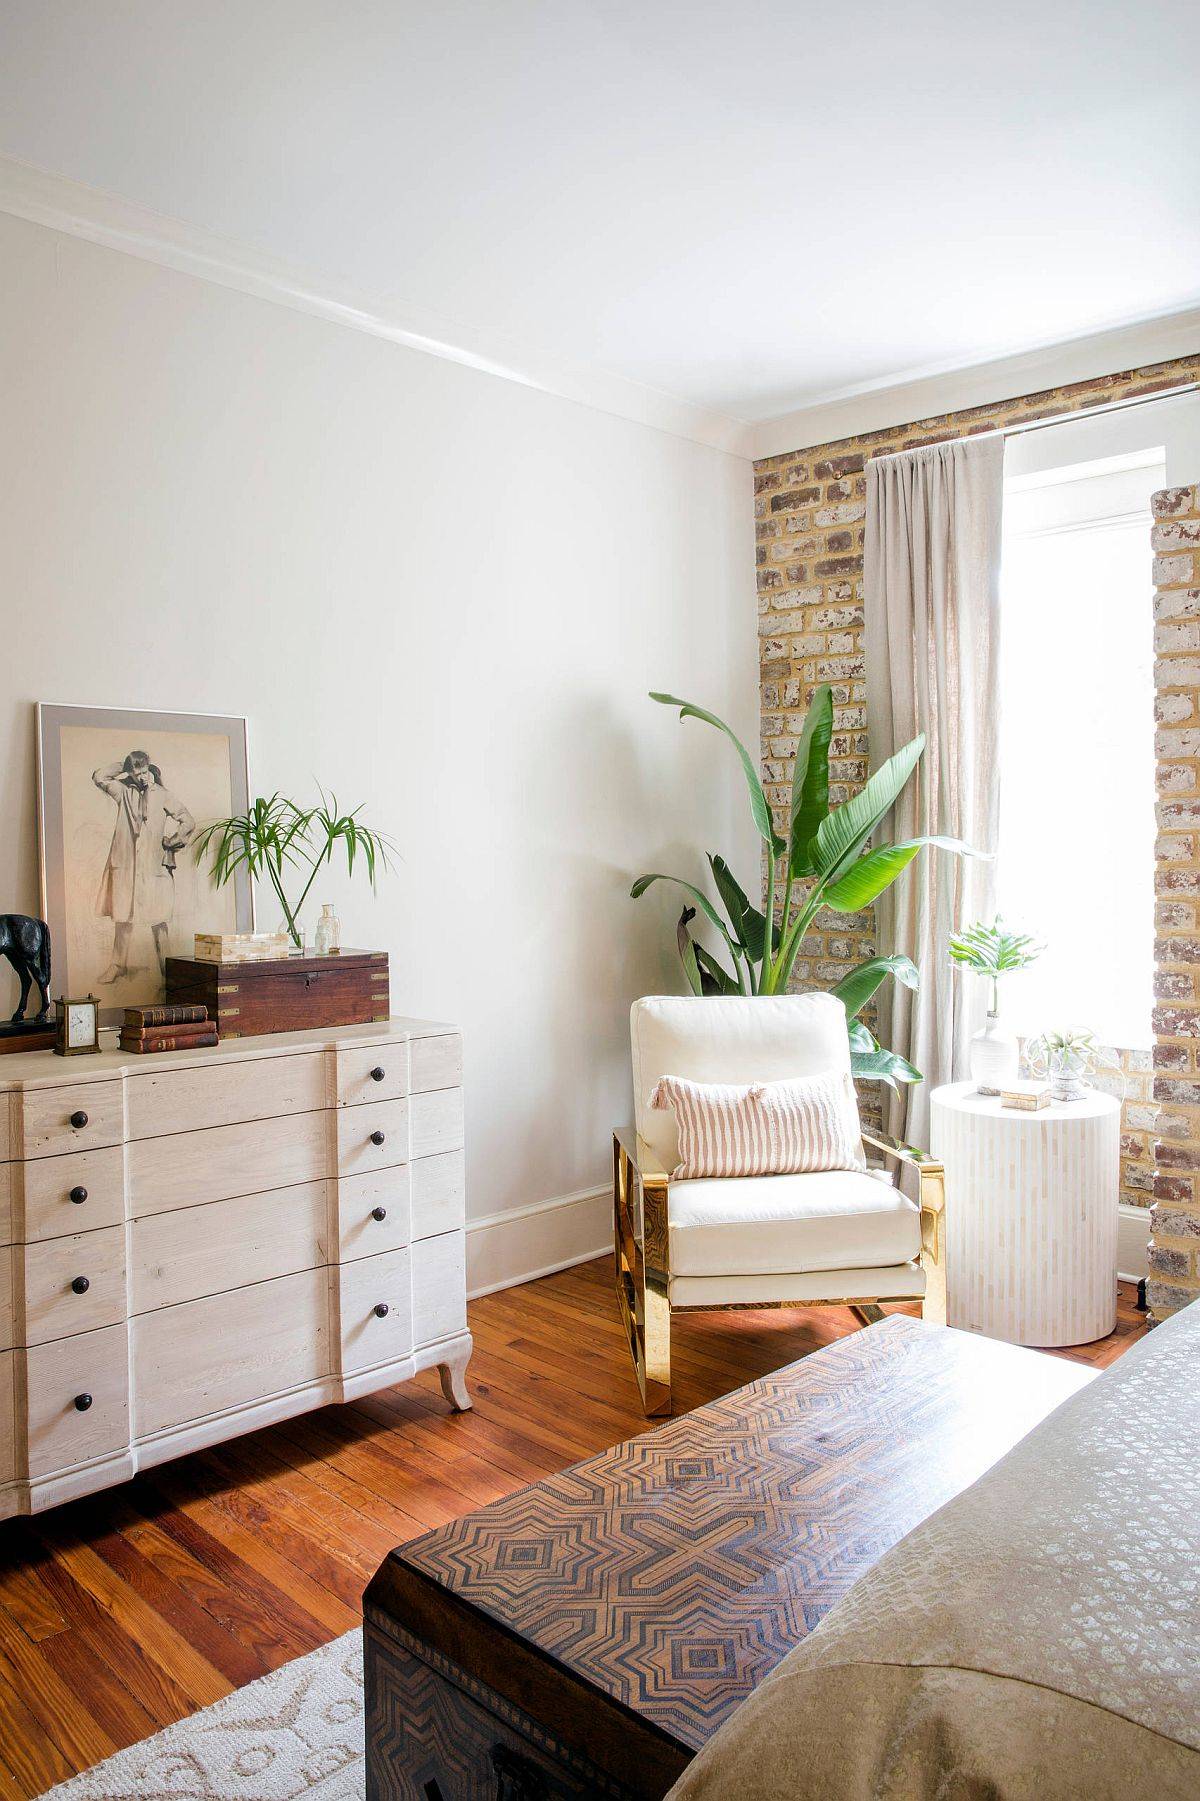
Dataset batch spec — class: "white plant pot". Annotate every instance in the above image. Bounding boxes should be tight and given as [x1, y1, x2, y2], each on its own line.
[970, 1013, 1019, 1094]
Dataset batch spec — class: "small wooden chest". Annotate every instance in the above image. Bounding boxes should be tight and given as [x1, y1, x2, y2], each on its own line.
[165, 948, 389, 1039]
[363, 1317, 1093, 1799]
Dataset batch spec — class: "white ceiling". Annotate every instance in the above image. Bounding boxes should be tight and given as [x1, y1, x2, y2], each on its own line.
[1, 0, 1198, 426]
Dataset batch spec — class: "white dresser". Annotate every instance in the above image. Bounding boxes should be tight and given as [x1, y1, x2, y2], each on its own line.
[0, 1017, 471, 1518]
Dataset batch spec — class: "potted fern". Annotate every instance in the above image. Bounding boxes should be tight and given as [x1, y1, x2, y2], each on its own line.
[632, 686, 975, 1089]
[194, 789, 393, 952]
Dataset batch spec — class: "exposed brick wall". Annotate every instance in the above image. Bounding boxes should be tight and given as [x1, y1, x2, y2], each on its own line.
[1151, 481, 1200, 1321]
[756, 353, 1200, 1217]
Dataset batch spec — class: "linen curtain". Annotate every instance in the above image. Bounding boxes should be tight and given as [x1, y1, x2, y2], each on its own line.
[864, 435, 1004, 1150]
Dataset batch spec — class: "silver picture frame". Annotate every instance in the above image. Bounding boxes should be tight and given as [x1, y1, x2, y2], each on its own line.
[37, 703, 253, 1025]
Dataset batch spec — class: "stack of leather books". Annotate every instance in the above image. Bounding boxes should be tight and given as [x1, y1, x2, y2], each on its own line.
[119, 1003, 218, 1054]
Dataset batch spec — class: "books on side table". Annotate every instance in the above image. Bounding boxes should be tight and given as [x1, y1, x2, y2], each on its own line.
[119, 1003, 218, 1054]
[999, 1081, 1052, 1111]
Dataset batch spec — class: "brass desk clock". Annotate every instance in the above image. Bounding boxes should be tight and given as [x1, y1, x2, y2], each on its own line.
[54, 994, 101, 1056]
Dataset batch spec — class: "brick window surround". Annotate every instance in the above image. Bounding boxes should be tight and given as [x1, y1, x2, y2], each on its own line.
[755, 354, 1200, 1324]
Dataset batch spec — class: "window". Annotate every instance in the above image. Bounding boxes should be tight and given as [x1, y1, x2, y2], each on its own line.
[996, 448, 1163, 1048]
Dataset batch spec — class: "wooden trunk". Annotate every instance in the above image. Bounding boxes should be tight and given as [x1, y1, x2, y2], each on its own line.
[165, 949, 389, 1039]
[364, 1317, 1094, 1799]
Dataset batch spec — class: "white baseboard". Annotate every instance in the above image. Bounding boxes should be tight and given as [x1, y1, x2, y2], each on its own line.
[466, 1186, 609, 1300]
[1118, 1202, 1150, 1284]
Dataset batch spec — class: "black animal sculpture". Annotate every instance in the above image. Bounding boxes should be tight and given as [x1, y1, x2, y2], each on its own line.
[0, 914, 52, 1023]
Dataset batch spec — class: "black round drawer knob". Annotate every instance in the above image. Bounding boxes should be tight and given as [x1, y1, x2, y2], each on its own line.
[71, 1275, 91, 1295]
[370, 1129, 385, 1146]
[70, 1110, 89, 1129]
[69, 1186, 88, 1205]
[371, 1206, 387, 1222]
[373, 1302, 390, 1318]
[74, 1393, 93, 1412]
[370, 1066, 385, 1082]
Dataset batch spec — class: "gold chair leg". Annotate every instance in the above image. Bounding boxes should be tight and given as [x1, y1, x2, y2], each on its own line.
[919, 1164, 948, 1326]
[613, 1134, 672, 1416]
[849, 1302, 886, 1328]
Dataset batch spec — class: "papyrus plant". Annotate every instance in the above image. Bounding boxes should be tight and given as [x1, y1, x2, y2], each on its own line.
[632, 685, 974, 1088]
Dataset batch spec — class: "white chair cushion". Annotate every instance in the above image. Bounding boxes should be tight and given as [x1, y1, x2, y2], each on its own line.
[667, 1169, 921, 1278]
[632, 993, 852, 1173]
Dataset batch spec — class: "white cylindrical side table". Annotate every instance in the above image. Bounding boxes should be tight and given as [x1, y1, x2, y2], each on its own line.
[930, 1081, 1120, 1347]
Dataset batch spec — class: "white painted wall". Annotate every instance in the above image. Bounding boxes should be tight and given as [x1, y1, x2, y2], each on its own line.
[0, 212, 757, 1282]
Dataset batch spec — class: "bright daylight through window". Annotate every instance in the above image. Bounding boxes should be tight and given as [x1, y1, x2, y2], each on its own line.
[996, 449, 1163, 1050]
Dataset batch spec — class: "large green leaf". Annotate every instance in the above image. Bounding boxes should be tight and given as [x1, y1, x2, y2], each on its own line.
[832, 954, 920, 1021]
[822, 835, 971, 913]
[788, 684, 833, 879]
[652, 693, 784, 854]
[847, 1018, 878, 1054]
[694, 941, 740, 994]
[810, 734, 925, 886]
[676, 908, 704, 995]
[850, 1045, 924, 1090]
[631, 872, 739, 961]
[707, 854, 751, 951]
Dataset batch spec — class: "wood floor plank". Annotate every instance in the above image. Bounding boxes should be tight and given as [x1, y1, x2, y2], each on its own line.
[0, 1540, 69, 1643]
[0, 1260, 1147, 1799]
[0, 1604, 118, 1775]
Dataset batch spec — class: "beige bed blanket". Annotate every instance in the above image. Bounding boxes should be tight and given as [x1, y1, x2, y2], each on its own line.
[670, 1300, 1200, 1800]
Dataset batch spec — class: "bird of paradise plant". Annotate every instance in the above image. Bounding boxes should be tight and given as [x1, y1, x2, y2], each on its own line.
[632, 685, 975, 1088]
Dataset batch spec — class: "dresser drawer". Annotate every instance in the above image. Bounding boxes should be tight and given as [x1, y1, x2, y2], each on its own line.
[0, 1349, 14, 1486]
[24, 1323, 130, 1479]
[17, 1082, 124, 1160]
[410, 1034, 463, 1094]
[19, 1146, 126, 1243]
[134, 1268, 332, 1437]
[412, 1151, 465, 1242]
[412, 1231, 467, 1346]
[337, 1166, 411, 1263]
[0, 1160, 12, 1246]
[336, 1097, 409, 1179]
[411, 1088, 464, 1160]
[128, 1110, 329, 1215]
[335, 1044, 407, 1108]
[338, 1246, 413, 1374]
[19, 1227, 127, 1346]
[126, 1052, 326, 1138]
[132, 1182, 330, 1313]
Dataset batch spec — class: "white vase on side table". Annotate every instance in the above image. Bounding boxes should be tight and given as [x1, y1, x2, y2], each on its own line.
[930, 1081, 1120, 1347]
[968, 1012, 1019, 1093]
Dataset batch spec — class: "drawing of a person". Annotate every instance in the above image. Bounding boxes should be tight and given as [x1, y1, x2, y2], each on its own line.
[92, 751, 196, 982]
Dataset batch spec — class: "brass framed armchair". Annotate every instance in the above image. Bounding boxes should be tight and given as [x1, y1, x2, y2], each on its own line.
[613, 994, 947, 1416]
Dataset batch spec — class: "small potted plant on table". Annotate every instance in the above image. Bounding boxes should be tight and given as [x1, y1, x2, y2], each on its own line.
[948, 918, 1041, 1094]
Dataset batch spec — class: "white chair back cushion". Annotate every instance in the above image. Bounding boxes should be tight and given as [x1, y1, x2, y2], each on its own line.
[631, 993, 853, 1173]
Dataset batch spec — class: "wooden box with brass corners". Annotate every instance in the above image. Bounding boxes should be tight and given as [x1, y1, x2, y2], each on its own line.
[166, 949, 389, 1039]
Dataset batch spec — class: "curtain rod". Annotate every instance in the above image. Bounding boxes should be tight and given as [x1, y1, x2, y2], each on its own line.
[897, 381, 1199, 455]
[1000, 380, 1199, 440]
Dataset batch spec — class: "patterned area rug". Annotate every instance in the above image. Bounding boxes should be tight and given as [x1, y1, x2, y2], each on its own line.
[41, 1632, 364, 1800]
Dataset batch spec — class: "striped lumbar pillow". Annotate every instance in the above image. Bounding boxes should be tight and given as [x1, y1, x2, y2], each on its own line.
[649, 1070, 866, 1180]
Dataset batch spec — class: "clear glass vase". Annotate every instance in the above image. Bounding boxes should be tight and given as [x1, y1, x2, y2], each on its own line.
[314, 903, 341, 956]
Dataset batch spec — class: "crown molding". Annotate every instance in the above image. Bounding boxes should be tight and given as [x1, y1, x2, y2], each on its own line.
[749, 304, 1200, 460]
[0, 153, 756, 459]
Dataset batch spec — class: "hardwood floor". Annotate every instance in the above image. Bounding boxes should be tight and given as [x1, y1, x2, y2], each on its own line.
[0, 1259, 1147, 1798]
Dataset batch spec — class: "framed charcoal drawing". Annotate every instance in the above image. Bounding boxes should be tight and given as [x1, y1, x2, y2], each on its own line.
[37, 705, 253, 1024]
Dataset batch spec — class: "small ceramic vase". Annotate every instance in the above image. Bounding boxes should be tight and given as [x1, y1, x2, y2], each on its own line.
[970, 1012, 1019, 1094]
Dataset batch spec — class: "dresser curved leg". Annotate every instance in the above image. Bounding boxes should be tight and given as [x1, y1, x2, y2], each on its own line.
[437, 1343, 473, 1411]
